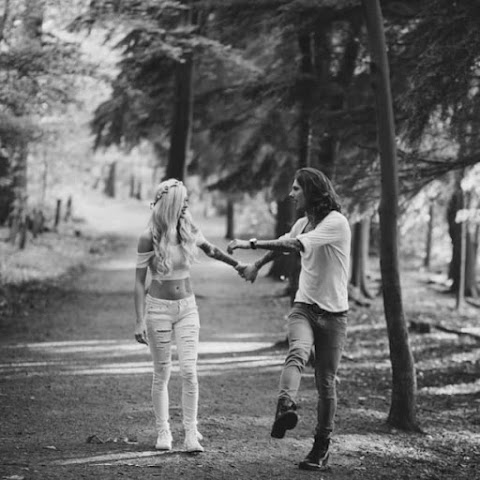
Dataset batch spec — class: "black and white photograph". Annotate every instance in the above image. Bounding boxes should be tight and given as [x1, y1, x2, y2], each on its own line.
[1, 1, 479, 479]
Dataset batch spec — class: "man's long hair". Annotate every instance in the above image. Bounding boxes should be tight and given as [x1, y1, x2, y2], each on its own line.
[149, 179, 198, 274]
[295, 168, 341, 225]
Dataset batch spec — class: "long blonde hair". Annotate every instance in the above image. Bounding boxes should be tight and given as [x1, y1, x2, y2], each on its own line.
[149, 179, 198, 274]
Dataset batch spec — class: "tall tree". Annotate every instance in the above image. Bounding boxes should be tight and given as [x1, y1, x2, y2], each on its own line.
[362, 0, 419, 431]
[7, 0, 45, 247]
[166, 51, 193, 181]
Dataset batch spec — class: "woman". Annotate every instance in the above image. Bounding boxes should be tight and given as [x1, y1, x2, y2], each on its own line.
[228, 168, 350, 470]
[134, 178, 245, 453]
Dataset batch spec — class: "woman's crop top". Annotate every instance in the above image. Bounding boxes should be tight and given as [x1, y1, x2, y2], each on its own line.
[136, 230, 206, 281]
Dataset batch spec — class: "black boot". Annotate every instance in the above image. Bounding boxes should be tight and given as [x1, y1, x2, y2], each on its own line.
[299, 435, 330, 470]
[270, 398, 298, 439]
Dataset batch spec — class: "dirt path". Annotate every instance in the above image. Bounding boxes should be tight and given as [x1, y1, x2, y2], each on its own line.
[1, 200, 479, 480]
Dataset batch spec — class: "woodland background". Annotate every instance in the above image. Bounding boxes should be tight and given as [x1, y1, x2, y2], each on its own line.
[0, 1, 479, 476]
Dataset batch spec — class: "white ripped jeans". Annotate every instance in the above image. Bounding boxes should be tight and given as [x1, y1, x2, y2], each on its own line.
[145, 294, 200, 433]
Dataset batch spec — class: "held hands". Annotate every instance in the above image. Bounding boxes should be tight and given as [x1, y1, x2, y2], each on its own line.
[228, 239, 258, 282]
[134, 321, 148, 345]
[227, 239, 249, 254]
[235, 262, 259, 283]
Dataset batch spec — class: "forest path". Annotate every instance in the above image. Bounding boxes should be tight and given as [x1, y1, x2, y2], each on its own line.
[1, 195, 478, 480]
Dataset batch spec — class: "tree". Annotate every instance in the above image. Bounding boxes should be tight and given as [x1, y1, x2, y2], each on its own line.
[166, 50, 193, 181]
[82, 0, 247, 185]
[447, 170, 479, 299]
[0, 0, 83, 237]
[350, 215, 373, 298]
[5, 0, 45, 247]
[362, 0, 419, 432]
[394, 0, 480, 297]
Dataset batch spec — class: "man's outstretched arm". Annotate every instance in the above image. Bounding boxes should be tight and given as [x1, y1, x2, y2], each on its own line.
[228, 238, 303, 254]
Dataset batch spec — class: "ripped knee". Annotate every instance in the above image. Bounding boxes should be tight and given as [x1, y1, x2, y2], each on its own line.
[153, 328, 172, 342]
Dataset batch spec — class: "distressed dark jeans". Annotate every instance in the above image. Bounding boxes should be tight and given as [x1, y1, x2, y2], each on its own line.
[278, 302, 347, 439]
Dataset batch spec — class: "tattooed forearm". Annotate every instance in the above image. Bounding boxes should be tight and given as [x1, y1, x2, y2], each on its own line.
[256, 238, 303, 253]
[200, 241, 239, 267]
[253, 250, 282, 270]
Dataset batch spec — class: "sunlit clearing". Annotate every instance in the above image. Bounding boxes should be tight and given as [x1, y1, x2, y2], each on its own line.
[5, 339, 119, 349]
[1, 340, 284, 379]
[208, 332, 282, 340]
[53, 450, 163, 466]
[337, 432, 439, 461]
[7, 339, 273, 355]
[91, 259, 136, 270]
[347, 324, 386, 333]
[420, 379, 480, 396]
[416, 348, 480, 371]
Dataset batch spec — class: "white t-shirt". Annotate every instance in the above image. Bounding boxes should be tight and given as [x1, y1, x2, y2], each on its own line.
[285, 211, 351, 313]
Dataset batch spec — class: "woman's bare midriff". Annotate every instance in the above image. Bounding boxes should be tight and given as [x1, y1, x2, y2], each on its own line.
[149, 278, 193, 300]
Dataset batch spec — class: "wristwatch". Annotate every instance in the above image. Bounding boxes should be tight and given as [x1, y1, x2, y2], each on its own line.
[249, 238, 258, 249]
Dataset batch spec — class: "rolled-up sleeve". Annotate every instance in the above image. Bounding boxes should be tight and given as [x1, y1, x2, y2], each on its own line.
[297, 216, 345, 255]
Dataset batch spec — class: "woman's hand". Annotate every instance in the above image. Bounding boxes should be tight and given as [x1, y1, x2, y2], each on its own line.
[227, 239, 249, 254]
[236, 263, 259, 283]
[134, 321, 148, 345]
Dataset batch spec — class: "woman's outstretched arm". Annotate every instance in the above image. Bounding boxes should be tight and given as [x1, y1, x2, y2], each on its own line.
[198, 239, 242, 268]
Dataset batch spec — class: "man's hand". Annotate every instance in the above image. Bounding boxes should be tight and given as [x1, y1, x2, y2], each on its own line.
[134, 321, 148, 345]
[227, 239, 249, 254]
[236, 263, 259, 283]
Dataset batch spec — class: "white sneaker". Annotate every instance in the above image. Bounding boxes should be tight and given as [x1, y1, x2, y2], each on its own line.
[184, 430, 204, 453]
[155, 429, 172, 451]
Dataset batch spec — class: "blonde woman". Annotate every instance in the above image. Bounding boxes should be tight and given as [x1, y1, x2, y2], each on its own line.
[134, 179, 245, 453]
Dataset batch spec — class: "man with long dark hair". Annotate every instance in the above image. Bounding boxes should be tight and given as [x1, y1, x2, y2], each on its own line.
[228, 168, 351, 471]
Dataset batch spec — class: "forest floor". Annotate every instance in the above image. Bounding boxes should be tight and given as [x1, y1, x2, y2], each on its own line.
[0, 194, 479, 480]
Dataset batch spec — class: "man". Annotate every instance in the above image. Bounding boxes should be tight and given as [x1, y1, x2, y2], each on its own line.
[228, 167, 350, 471]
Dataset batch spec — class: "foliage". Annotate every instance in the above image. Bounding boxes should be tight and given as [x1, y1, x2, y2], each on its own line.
[0, 1, 84, 132]
[71, 0, 480, 216]
[397, 1, 480, 141]
[388, 0, 480, 206]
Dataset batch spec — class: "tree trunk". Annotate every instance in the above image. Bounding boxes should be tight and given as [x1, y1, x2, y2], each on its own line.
[313, 20, 360, 180]
[225, 197, 234, 240]
[18, 219, 27, 249]
[135, 179, 142, 200]
[7, 0, 44, 247]
[104, 162, 116, 198]
[350, 217, 373, 298]
[54, 199, 61, 229]
[297, 33, 314, 169]
[8, 145, 28, 247]
[64, 196, 72, 222]
[0, 149, 13, 224]
[447, 185, 478, 298]
[165, 52, 193, 182]
[424, 201, 434, 269]
[22, 0, 43, 40]
[268, 197, 296, 280]
[362, 0, 420, 432]
[277, 32, 315, 294]
[0, 0, 10, 43]
[129, 174, 135, 198]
